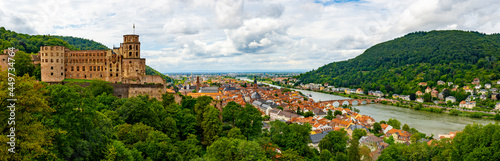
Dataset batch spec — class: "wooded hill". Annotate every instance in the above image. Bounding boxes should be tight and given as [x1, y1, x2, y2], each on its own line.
[297, 30, 500, 95]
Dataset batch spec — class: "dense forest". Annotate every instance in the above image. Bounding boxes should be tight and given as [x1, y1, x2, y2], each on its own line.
[297, 30, 500, 95]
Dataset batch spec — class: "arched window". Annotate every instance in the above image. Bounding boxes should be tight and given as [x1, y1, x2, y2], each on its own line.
[129, 52, 132, 57]
[129, 45, 132, 50]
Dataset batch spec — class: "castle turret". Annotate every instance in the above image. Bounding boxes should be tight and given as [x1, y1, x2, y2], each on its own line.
[40, 46, 66, 82]
[122, 35, 140, 58]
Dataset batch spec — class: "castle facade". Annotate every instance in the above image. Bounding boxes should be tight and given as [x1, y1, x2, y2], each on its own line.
[39, 34, 166, 99]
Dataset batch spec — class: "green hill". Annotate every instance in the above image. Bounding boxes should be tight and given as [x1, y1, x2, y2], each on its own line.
[297, 30, 500, 95]
[0, 27, 108, 53]
[146, 65, 172, 82]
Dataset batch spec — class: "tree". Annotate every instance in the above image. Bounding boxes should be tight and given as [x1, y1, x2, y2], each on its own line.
[235, 104, 263, 140]
[227, 127, 245, 140]
[494, 113, 500, 120]
[372, 122, 382, 133]
[388, 118, 401, 129]
[319, 130, 348, 153]
[161, 93, 176, 107]
[277, 106, 284, 110]
[352, 129, 367, 140]
[269, 121, 312, 156]
[348, 138, 360, 161]
[13, 51, 35, 77]
[202, 106, 222, 146]
[334, 110, 342, 116]
[205, 137, 265, 161]
[177, 134, 202, 161]
[409, 93, 416, 100]
[195, 96, 214, 126]
[303, 111, 314, 117]
[324, 110, 334, 120]
[297, 107, 303, 115]
[402, 124, 410, 132]
[0, 71, 57, 160]
[134, 131, 182, 161]
[319, 149, 332, 161]
[222, 101, 241, 126]
[88, 80, 113, 96]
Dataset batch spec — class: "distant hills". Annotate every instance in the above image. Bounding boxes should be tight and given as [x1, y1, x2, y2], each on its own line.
[0, 27, 170, 81]
[297, 30, 500, 95]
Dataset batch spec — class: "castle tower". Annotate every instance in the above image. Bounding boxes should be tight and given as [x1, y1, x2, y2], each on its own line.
[122, 35, 140, 58]
[196, 76, 200, 92]
[40, 46, 66, 82]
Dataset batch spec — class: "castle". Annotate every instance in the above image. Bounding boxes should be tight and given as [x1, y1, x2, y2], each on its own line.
[38, 34, 166, 99]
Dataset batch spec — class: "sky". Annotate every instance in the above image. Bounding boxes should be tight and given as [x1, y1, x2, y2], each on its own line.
[1, 0, 500, 73]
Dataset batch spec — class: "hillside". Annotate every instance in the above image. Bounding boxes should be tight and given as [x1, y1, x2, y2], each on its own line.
[0, 27, 109, 53]
[297, 30, 500, 95]
[146, 65, 172, 82]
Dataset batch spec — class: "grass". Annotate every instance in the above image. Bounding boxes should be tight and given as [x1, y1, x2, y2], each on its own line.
[63, 79, 110, 83]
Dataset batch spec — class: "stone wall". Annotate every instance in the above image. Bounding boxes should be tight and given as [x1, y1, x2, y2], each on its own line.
[0, 55, 8, 71]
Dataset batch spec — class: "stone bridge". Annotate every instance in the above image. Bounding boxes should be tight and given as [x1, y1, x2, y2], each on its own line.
[318, 99, 379, 107]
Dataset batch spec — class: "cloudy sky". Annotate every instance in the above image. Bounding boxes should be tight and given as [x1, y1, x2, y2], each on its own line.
[2, 0, 500, 73]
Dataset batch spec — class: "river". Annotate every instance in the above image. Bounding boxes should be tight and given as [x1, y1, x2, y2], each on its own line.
[237, 77, 497, 138]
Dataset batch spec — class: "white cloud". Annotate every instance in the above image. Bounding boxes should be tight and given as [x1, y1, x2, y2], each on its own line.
[1, 0, 499, 72]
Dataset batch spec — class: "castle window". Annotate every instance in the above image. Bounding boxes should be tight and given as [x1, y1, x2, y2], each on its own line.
[83, 66, 85, 71]
[61, 73, 63, 76]
[51, 53, 53, 56]
[61, 67, 63, 69]
[129, 52, 132, 57]
[90, 74, 92, 78]
[110, 74, 112, 77]
[51, 66, 53, 70]
[136, 45, 138, 50]
[71, 66, 74, 71]
[100, 75, 102, 77]
[56, 59, 59, 63]
[129, 45, 132, 50]
[85, 75, 87, 78]
[97, 66, 100, 71]
[56, 53, 59, 56]
[51, 59, 53, 62]
[136, 52, 138, 57]
[116, 73, 118, 76]
[94, 66, 96, 71]
[129, 61, 131, 63]
[77, 66, 79, 71]
[51, 72, 53, 76]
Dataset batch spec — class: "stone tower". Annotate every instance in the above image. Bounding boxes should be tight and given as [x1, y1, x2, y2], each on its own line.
[122, 35, 140, 58]
[196, 76, 200, 92]
[40, 46, 66, 82]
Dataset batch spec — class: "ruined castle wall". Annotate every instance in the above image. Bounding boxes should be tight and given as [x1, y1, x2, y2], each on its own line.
[40, 46, 66, 82]
[121, 58, 146, 84]
[64, 50, 109, 80]
[0, 55, 9, 71]
[128, 84, 164, 100]
[143, 75, 164, 84]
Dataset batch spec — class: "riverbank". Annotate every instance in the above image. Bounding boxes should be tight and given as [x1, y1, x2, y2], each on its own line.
[274, 82, 500, 121]
[237, 77, 497, 138]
